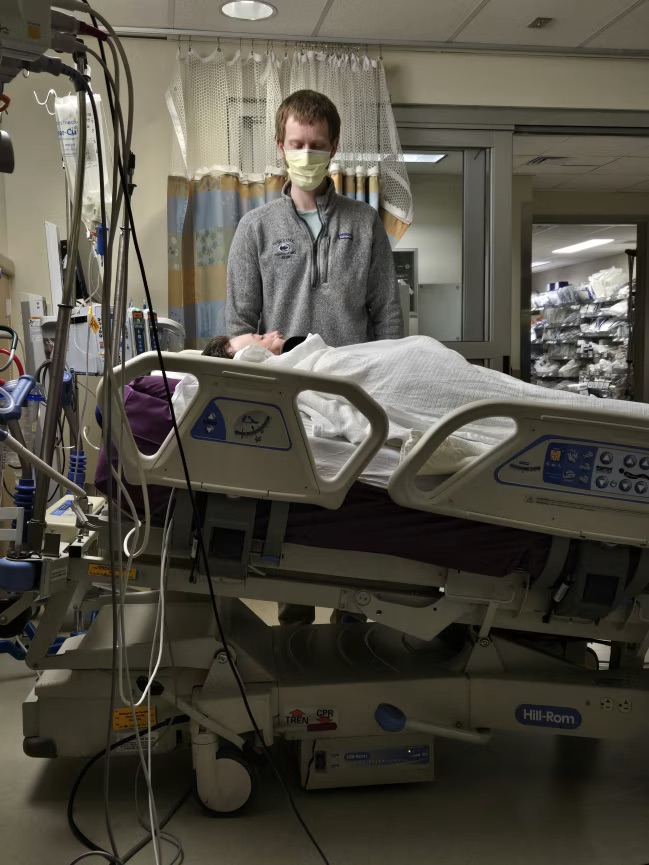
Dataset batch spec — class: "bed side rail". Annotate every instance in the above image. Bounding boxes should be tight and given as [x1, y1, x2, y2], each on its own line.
[98, 351, 388, 510]
[388, 398, 649, 547]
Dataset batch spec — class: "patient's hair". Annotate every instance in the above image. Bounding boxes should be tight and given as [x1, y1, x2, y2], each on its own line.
[202, 336, 234, 359]
[275, 90, 340, 144]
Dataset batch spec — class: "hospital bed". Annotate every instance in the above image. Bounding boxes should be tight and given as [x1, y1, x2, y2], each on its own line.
[9, 351, 649, 814]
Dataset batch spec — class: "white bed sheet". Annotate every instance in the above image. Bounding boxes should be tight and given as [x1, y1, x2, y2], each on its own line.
[302, 416, 400, 489]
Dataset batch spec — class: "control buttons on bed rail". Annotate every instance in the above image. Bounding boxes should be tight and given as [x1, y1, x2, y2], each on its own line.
[539, 441, 649, 501]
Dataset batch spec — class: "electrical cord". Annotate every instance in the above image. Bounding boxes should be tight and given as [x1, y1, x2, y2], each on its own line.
[77, 8, 329, 863]
[68, 854, 124, 865]
[67, 717, 190, 863]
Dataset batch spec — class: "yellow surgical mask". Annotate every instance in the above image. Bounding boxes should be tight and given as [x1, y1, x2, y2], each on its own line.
[284, 149, 331, 191]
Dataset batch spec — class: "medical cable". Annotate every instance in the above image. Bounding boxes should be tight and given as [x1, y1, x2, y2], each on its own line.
[68, 853, 125, 865]
[0, 429, 84, 498]
[0, 325, 20, 373]
[79, 43, 153, 859]
[66, 717, 190, 863]
[119, 134, 332, 865]
[72, 11, 328, 862]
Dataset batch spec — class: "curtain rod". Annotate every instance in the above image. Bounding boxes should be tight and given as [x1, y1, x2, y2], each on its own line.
[111, 26, 649, 61]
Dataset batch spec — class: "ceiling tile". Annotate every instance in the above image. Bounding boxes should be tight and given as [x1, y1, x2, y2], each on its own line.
[515, 164, 594, 175]
[92, 0, 171, 27]
[453, 0, 637, 48]
[591, 156, 649, 174]
[529, 175, 567, 189]
[540, 135, 649, 157]
[586, 1, 649, 48]
[513, 135, 570, 155]
[174, 0, 328, 34]
[624, 179, 649, 191]
[318, 0, 485, 41]
[553, 173, 649, 189]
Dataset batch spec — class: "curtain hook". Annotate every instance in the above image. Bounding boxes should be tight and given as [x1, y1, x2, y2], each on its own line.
[284, 40, 288, 58]
[379, 44, 383, 61]
[188, 35, 192, 52]
[217, 36, 221, 53]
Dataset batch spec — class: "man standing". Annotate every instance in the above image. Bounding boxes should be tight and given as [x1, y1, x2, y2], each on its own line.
[226, 89, 403, 346]
[226, 90, 403, 626]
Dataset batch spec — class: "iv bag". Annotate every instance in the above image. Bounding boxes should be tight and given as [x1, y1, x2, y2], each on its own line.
[54, 93, 112, 231]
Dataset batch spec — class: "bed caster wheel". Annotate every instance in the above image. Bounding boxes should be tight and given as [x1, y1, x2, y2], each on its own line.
[193, 738, 254, 817]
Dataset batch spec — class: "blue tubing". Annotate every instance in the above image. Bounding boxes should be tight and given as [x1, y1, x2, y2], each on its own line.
[13, 478, 35, 541]
[68, 449, 87, 488]
[0, 639, 26, 660]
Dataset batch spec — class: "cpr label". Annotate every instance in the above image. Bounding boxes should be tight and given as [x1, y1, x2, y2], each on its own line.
[284, 707, 338, 728]
[515, 704, 582, 729]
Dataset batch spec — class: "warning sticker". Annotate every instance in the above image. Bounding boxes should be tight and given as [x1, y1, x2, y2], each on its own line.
[284, 707, 338, 729]
[88, 308, 101, 335]
[88, 563, 136, 581]
[112, 706, 157, 731]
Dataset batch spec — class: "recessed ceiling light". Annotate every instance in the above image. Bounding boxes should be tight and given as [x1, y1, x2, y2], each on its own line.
[403, 153, 447, 163]
[532, 261, 550, 268]
[221, 1, 276, 21]
[553, 239, 614, 254]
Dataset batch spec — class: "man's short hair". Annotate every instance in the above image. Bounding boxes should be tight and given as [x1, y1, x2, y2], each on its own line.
[275, 90, 341, 144]
[202, 336, 234, 359]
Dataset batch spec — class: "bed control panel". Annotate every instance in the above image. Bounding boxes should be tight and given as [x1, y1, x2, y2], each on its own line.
[543, 442, 649, 498]
[495, 435, 649, 504]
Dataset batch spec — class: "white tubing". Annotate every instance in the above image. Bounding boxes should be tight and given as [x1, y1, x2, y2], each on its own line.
[1, 432, 86, 499]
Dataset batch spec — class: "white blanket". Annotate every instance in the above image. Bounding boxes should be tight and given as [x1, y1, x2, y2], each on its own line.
[262, 334, 649, 474]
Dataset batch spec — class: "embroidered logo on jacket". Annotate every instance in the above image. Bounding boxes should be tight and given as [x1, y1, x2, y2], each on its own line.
[274, 239, 296, 257]
[339, 232, 353, 240]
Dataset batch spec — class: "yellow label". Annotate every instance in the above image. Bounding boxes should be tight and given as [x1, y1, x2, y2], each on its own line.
[88, 308, 100, 334]
[88, 563, 136, 581]
[112, 706, 157, 732]
[27, 23, 41, 40]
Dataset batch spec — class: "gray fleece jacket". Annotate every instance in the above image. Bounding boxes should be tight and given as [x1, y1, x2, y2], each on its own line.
[226, 180, 403, 347]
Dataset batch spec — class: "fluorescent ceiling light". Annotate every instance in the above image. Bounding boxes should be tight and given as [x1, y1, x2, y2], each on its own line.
[531, 261, 550, 268]
[552, 238, 614, 254]
[403, 153, 447, 163]
[221, 1, 276, 21]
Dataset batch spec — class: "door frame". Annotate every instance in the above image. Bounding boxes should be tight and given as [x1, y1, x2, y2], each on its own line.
[397, 126, 513, 368]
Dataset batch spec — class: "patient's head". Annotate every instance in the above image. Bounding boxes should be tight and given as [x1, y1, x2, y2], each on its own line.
[202, 331, 285, 358]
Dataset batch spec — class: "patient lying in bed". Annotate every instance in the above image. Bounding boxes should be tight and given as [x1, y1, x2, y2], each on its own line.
[173, 331, 649, 476]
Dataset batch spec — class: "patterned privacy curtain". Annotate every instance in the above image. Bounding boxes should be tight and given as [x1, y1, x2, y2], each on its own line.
[166, 46, 412, 348]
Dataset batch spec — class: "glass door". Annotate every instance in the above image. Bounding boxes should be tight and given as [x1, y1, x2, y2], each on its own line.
[395, 128, 513, 370]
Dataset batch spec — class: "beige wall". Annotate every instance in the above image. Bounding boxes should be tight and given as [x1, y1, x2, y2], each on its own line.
[0, 173, 7, 255]
[395, 173, 462, 285]
[383, 51, 649, 111]
[534, 191, 649, 220]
